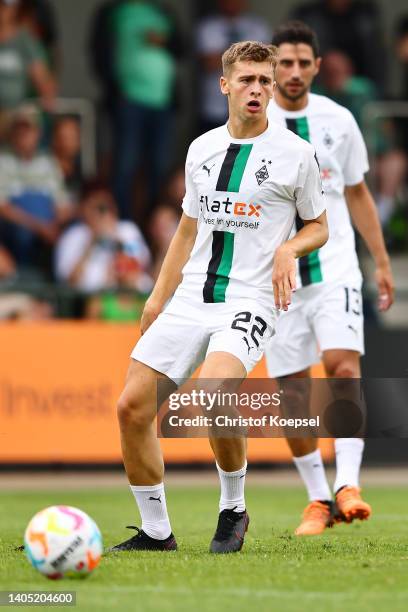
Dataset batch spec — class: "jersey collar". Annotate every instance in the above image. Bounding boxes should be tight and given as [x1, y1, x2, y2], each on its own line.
[270, 95, 312, 118]
[223, 120, 274, 144]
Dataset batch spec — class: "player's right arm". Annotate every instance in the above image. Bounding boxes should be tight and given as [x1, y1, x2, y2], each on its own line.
[345, 181, 394, 311]
[142, 139, 201, 333]
[141, 213, 197, 334]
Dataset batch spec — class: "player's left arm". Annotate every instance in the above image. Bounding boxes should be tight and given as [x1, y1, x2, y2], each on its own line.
[345, 180, 394, 311]
[273, 147, 328, 311]
[273, 212, 328, 311]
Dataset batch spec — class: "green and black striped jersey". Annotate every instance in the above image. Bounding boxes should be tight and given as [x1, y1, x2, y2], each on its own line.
[268, 94, 368, 288]
[175, 122, 325, 305]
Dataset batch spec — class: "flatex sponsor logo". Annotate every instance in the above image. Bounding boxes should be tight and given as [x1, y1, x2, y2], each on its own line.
[200, 195, 261, 218]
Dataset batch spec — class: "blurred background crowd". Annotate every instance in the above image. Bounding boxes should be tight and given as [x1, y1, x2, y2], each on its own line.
[0, 0, 407, 324]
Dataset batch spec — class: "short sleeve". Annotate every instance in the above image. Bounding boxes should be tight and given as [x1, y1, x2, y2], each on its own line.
[181, 144, 199, 219]
[295, 147, 326, 220]
[119, 222, 152, 269]
[0, 155, 11, 202]
[342, 113, 369, 186]
[20, 30, 46, 64]
[46, 158, 69, 207]
[55, 226, 85, 281]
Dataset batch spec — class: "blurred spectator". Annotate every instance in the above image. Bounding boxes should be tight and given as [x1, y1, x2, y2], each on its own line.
[396, 15, 408, 99]
[51, 116, 82, 203]
[88, 0, 120, 169]
[314, 50, 377, 127]
[395, 15, 408, 152]
[17, 0, 59, 73]
[0, 243, 16, 280]
[0, 0, 56, 138]
[314, 49, 407, 228]
[110, 0, 183, 220]
[88, 0, 119, 107]
[157, 165, 186, 211]
[374, 149, 407, 230]
[55, 182, 153, 294]
[379, 14, 408, 243]
[0, 104, 72, 272]
[291, 0, 386, 92]
[84, 291, 146, 322]
[0, 292, 53, 319]
[148, 167, 184, 279]
[196, 0, 271, 133]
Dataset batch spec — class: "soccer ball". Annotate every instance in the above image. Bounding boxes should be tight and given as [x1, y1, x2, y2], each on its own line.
[24, 505, 103, 579]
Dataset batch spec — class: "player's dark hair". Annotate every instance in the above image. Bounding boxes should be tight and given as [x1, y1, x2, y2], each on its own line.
[272, 21, 320, 58]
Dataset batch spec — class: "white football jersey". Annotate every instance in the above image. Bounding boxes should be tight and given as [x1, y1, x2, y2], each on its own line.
[268, 93, 369, 287]
[176, 121, 325, 306]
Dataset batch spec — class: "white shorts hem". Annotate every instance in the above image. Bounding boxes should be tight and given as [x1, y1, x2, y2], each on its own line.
[266, 356, 321, 379]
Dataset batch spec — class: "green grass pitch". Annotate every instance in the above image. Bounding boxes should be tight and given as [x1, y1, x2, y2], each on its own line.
[1, 484, 407, 612]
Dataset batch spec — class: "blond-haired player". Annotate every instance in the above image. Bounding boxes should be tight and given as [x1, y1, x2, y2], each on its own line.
[112, 41, 327, 553]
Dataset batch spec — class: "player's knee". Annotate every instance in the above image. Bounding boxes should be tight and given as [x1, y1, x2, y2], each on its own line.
[279, 376, 309, 419]
[330, 361, 359, 379]
[288, 438, 317, 457]
[117, 392, 154, 430]
[326, 361, 360, 399]
[280, 389, 304, 420]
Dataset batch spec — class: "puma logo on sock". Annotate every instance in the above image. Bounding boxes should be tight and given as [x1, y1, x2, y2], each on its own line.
[148, 495, 162, 503]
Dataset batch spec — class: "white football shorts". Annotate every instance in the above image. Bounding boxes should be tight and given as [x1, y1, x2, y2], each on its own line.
[265, 280, 364, 378]
[131, 295, 276, 383]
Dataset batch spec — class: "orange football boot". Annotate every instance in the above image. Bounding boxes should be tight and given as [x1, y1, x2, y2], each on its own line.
[335, 486, 372, 523]
[294, 500, 334, 536]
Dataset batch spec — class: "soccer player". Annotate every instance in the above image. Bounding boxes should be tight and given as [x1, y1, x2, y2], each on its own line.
[112, 41, 328, 553]
[264, 22, 394, 536]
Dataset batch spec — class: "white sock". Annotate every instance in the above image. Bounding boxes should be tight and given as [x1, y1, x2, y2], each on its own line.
[293, 449, 332, 502]
[334, 438, 364, 493]
[216, 461, 247, 513]
[129, 483, 172, 540]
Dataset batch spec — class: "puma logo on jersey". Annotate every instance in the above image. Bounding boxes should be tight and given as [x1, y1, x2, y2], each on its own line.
[202, 163, 215, 176]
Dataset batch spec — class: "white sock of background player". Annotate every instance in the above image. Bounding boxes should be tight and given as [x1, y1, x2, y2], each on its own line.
[333, 438, 365, 493]
[293, 448, 332, 502]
